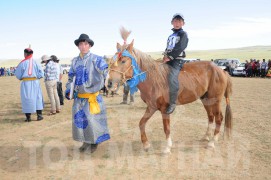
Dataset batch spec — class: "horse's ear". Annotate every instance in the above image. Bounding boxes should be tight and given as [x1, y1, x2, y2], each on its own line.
[127, 39, 134, 52]
[116, 43, 121, 52]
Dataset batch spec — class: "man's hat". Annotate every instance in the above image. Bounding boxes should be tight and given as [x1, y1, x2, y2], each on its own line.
[41, 55, 51, 63]
[74, 33, 94, 47]
[24, 48, 33, 54]
[172, 13, 184, 22]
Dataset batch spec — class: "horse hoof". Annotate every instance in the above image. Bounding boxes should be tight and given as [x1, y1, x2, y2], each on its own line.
[207, 141, 215, 149]
[201, 135, 210, 142]
[162, 147, 171, 154]
[143, 143, 150, 152]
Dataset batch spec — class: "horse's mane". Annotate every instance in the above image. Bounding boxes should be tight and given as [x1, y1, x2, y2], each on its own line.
[132, 48, 169, 91]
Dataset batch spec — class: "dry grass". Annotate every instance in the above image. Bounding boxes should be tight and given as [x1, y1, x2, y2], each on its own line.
[0, 75, 270, 179]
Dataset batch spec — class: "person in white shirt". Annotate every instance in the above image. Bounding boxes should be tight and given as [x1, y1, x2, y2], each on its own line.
[260, 59, 268, 78]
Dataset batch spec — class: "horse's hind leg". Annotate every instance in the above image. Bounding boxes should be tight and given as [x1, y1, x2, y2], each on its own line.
[201, 102, 215, 142]
[139, 107, 156, 151]
[208, 102, 223, 148]
[162, 113, 172, 154]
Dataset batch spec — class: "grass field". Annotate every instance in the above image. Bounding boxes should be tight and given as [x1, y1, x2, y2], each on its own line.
[147, 45, 271, 61]
[0, 74, 270, 179]
[1, 45, 270, 67]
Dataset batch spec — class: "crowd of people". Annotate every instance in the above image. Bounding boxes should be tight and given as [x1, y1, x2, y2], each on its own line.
[212, 58, 271, 78]
[0, 67, 16, 76]
[244, 59, 271, 77]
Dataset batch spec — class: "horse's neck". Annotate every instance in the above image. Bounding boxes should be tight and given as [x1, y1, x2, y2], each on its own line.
[135, 56, 161, 97]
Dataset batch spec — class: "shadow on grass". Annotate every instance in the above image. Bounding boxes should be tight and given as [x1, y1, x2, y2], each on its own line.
[0, 102, 51, 124]
[0, 139, 210, 173]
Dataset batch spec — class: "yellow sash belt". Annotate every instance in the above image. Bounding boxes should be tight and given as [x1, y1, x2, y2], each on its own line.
[22, 77, 37, 81]
[77, 92, 100, 114]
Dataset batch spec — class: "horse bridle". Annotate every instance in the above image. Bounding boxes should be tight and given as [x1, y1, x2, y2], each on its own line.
[108, 63, 134, 84]
[108, 50, 164, 84]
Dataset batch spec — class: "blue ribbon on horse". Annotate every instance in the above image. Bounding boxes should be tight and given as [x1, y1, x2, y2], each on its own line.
[121, 50, 146, 94]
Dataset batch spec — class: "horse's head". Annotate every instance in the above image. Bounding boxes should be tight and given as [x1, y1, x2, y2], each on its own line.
[107, 40, 135, 91]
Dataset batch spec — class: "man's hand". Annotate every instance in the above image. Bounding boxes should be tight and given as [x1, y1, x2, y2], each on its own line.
[163, 56, 170, 63]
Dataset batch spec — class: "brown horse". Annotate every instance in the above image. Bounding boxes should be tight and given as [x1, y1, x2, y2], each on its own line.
[107, 28, 232, 153]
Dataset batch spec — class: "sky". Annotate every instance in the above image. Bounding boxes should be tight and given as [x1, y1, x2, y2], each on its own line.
[0, 0, 271, 60]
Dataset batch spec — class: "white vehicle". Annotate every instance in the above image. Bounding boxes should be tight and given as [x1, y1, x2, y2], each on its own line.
[217, 61, 229, 71]
[182, 58, 200, 63]
[61, 64, 71, 74]
[232, 63, 246, 76]
[214, 58, 240, 66]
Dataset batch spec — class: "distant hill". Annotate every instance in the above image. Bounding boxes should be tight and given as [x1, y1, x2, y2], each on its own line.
[0, 58, 73, 68]
[147, 45, 271, 62]
[1, 45, 270, 67]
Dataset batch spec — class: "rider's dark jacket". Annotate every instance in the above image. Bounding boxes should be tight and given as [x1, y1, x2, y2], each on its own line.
[165, 28, 188, 65]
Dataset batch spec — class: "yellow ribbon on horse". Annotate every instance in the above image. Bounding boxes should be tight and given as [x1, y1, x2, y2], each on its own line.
[77, 92, 100, 114]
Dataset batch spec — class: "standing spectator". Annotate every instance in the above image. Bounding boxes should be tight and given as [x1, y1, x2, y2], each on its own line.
[252, 60, 256, 77]
[1, 67, 5, 76]
[247, 60, 253, 77]
[260, 59, 268, 78]
[267, 59, 271, 71]
[6, 68, 10, 76]
[42, 55, 61, 115]
[256, 60, 261, 77]
[244, 60, 249, 77]
[229, 60, 237, 76]
[51, 55, 64, 105]
[120, 83, 134, 105]
[65, 33, 110, 153]
[15, 48, 44, 122]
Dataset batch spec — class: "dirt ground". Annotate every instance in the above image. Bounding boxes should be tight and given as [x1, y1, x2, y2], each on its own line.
[0, 75, 270, 179]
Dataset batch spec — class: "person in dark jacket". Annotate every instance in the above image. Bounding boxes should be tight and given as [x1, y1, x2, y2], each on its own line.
[163, 13, 189, 114]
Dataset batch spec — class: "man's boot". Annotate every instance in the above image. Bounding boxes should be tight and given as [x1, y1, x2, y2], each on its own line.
[166, 104, 176, 114]
[120, 93, 128, 104]
[37, 110, 43, 121]
[25, 113, 31, 122]
[129, 94, 135, 105]
[79, 142, 91, 152]
[90, 144, 98, 153]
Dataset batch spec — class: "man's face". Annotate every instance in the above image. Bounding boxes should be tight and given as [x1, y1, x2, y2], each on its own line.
[78, 41, 91, 54]
[172, 19, 184, 29]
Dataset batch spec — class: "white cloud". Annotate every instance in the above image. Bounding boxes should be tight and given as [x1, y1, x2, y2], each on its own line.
[187, 17, 271, 50]
[190, 17, 271, 38]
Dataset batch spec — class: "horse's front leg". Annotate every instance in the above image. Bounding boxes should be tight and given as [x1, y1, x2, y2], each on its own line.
[162, 112, 172, 154]
[139, 106, 156, 151]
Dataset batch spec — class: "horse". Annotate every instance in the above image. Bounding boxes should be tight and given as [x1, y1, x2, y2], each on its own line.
[107, 28, 233, 153]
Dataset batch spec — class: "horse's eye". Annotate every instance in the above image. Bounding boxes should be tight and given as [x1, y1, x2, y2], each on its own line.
[121, 60, 126, 64]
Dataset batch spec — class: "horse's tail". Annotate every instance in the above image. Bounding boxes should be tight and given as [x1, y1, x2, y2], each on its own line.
[224, 73, 233, 139]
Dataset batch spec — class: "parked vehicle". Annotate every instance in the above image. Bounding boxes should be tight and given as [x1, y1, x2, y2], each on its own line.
[61, 64, 71, 74]
[213, 59, 227, 65]
[214, 58, 240, 66]
[232, 63, 246, 76]
[217, 61, 229, 71]
[182, 58, 200, 63]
